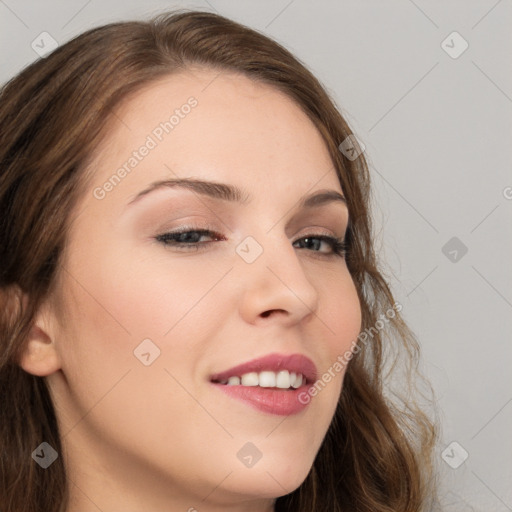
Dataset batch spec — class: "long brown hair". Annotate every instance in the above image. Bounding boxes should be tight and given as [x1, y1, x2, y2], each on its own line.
[0, 10, 437, 511]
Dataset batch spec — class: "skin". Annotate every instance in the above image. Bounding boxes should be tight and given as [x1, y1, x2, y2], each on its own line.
[20, 69, 362, 511]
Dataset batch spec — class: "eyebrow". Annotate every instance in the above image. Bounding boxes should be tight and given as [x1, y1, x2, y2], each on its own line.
[127, 178, 347, 210]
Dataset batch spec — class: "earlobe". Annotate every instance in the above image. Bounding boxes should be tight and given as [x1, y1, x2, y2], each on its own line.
[18, 312, 62, 377]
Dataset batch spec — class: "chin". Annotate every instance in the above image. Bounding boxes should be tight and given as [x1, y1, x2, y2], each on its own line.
[218, 464, 311, 503]
[220, 447, 314, 500]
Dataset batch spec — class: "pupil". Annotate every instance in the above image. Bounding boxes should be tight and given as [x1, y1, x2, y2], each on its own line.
[305, 238, 320, 250]
[181, 232, 199, 242]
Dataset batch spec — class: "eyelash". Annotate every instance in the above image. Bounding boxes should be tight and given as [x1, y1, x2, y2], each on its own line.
[155, 227, 347, 258]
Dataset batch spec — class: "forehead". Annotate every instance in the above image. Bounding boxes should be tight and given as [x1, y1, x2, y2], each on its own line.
[84, 68, 342, 206]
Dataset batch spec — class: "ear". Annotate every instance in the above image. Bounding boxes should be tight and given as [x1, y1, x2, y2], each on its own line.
[18, 303, 62, 377]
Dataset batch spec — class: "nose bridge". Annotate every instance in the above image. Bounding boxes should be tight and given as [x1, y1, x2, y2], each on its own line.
[236, 230, 319, 323]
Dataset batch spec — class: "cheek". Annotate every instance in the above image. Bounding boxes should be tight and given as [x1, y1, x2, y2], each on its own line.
[307, 272, 361, 411]
[53, 250, 239, 484]
[62, 241, 229, 339]
[321, 271, 362, 360]
[55, 244, 233, 411]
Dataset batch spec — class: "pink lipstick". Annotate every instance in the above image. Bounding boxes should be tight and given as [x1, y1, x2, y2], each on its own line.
[210, 353, 317, 416]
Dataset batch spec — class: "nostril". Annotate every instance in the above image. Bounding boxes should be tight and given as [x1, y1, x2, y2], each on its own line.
[260, 309, 286, 318]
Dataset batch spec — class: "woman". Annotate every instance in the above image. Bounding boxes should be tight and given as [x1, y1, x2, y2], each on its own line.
[0, 10, 437, 512]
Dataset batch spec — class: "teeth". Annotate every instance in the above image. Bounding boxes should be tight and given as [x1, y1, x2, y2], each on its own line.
[276, 370, 290, 389]
[258, 371, 276, 387]
[291, 373, 303, 388]
[223, 370, 305, 389]
[240, 372, 259, 386]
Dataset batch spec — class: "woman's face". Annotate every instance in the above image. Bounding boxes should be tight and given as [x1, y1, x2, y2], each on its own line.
[43, 69, 362, 511]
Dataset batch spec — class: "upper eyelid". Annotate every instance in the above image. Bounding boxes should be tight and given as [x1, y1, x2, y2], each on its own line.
[157, 227, 344, 243]
[160, 224, 342, 234]
[130, 190, 349, 235]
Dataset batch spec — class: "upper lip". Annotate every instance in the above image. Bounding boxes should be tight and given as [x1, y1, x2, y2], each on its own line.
[210, 353, 317, 384]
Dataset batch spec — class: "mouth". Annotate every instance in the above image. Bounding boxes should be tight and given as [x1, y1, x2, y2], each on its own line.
[212, 369, 307, 389]
[209, 353, 317, 416]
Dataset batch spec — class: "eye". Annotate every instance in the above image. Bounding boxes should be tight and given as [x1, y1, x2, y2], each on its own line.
[156, 227, 347, 258]
[155, 227, 224, 251]
[293, 235, 347, 258]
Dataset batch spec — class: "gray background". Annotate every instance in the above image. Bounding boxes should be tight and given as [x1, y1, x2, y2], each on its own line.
[1, 1, 511, 510]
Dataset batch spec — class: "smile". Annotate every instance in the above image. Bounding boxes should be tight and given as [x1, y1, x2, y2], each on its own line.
[210, 353, 317, 416]
[213, 370, 305, 389]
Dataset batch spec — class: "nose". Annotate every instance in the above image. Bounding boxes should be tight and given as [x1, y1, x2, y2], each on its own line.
[237, 234, 320, 326]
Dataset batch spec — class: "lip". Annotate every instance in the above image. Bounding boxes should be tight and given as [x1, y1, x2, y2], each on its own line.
[209, 353, 317, 416]
[210, 353, 317, 384]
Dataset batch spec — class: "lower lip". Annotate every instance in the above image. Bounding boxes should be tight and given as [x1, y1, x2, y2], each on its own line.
[212, 383, 311, 416]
